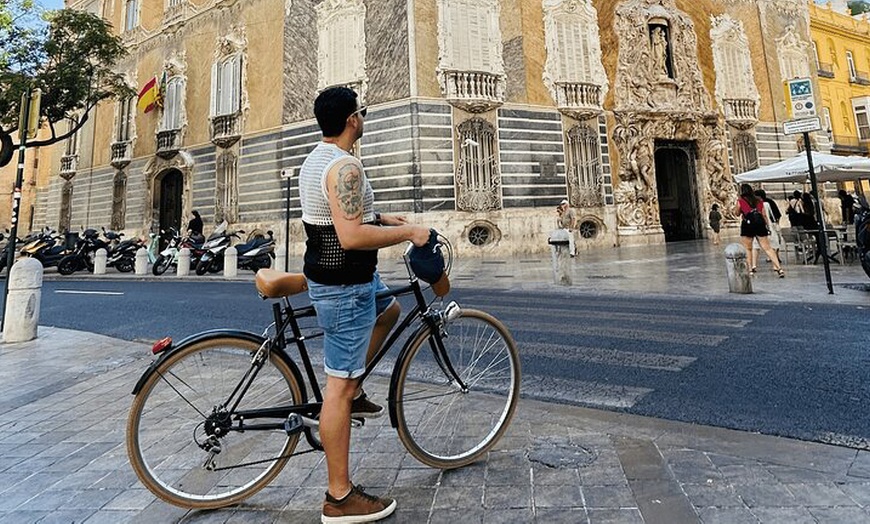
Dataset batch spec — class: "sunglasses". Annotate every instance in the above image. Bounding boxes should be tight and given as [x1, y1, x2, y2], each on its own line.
[351, 106, 367, 119]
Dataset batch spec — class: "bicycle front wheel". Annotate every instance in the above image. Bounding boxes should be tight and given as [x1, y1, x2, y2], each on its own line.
[395, 309, 520, 469]
[126, 336, 303, 509]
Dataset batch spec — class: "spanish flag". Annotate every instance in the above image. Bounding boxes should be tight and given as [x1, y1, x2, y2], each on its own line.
[137, 76, 159, 114]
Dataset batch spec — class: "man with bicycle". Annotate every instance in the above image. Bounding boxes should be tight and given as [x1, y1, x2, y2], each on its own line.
[299, 86, 430, 523]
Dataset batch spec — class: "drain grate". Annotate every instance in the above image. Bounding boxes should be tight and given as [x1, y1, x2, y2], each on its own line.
[527, 437, 597, 469]
[838, 283, 870, 292]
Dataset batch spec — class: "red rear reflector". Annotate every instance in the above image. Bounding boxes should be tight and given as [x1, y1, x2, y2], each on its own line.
[152, 337, 172, 355]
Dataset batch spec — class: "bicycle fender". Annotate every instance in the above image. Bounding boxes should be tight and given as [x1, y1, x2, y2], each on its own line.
[130, 329, 305, 400]
[387, 323, 432, 428]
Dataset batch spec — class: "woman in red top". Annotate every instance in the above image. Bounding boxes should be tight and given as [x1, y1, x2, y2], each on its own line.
[735, 184, 784, 277]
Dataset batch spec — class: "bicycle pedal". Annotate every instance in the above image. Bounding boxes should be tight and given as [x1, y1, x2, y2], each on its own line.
[284, 413, 304, 436]
[351, 417, 365, 428]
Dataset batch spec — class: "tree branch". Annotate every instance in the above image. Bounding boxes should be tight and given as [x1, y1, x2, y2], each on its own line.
[27, 106, 92, 148]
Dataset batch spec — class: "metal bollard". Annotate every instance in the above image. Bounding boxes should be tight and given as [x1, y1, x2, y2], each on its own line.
[177, 248, 190, 277]
[224, 246, 238, 278]
[724, 243, 753, 294]
[135, 247, 148, 275]
[548, 230, 573, 286]
[93, 248, 107, 275]
[274, 245, 287, 273]
[3, 257, 43, 343]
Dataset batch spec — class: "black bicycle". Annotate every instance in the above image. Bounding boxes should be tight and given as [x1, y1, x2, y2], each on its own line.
[126, 242, 521, 509]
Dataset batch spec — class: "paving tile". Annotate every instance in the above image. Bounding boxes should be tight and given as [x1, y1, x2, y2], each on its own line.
[102, 489, 158, 512]
[439, 463, 484, 486]
[352, 467, 398, 489]
[767, 465, 835, 484]
[430, 508, 484, 523]
[533, 483, 583, 508]
[535, 508, 589, 524]
[483, 484, 532, 509]
[16, 489, 74, 511]
[733, 482, 798, 507]
[839, 482, 870, 507]
[749, 506, 817, 524]
[393, 468, 440, 488]
[387, 509, 430, 523]
[681, 481, 743, 508]
[582, 485, 635, 509]
[37, 509, 98, 523]
[785, 482, 856, 506]
[531, 465, 580, 486]
[224, 510, 281, 523]
[0, 511, 48, 524]
[698, 506, 759, 523]
[385, 487, 436, 510]
[82, 510, 139, 524]
[808, 506, 870, 523]
[432, 486, 483, 509]
[586, 508, 644, 523]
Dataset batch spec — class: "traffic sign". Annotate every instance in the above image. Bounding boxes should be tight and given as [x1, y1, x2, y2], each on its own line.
[783, 117, 822, 135]
[785, 78, 817, 119]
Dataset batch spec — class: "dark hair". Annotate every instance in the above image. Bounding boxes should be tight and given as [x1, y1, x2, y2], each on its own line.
[711, 203, 719, 210]
[192, 210, 200, 218]
[792, 190, 802, 199]
[754, 189, 767, 199]
[740, 184, 758, 207]
[314, 87, 359, 137]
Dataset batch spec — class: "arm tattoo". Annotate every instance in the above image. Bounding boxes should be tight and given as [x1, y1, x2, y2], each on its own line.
[335, 162, 363, 220]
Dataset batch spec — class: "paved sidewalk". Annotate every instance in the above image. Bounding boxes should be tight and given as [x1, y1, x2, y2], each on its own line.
[1, 327, 869, 523]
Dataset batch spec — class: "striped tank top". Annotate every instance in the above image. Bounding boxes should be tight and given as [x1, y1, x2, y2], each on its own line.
[299, 142, 377, 285]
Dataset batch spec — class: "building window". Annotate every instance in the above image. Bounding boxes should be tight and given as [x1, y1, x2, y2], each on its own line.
[210, 55, 241, 117]
[317, 0, 367, 94]
[847, 51, 857, 80]
[455, 118, 501, 212]
[160, 77, 184, 131]
[124, 0, 138, 31]
[565, 124, 602, 208]
[732, 132, 758, 174]
[854, 104, 870, 140]
[215, 151, 238, 223]
[116, 97, 134, 142]
[111, 171, 127, 230]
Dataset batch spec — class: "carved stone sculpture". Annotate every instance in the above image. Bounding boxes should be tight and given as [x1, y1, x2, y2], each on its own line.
[650, 26, 669, 79]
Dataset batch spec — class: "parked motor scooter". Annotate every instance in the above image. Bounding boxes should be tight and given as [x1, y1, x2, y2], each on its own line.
[19, 228, 69, 269]
[152, 228, 206, 276]
[856, 196, 870, 279]
[102, 228, 142, 273]
[57, 229, 107, 275]
[194, 221, 232, 276]
[234, 230, 276, 273]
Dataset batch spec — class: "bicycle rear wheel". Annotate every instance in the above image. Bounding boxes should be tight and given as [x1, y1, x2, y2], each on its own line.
[394, 309, 520, 469]
[126, 336, 303, 509]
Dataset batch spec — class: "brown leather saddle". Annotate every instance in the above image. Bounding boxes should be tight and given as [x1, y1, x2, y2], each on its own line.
[255, 269, 308, 299]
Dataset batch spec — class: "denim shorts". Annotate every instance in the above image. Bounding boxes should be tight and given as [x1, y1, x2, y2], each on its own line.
[307, 272, 394, 379]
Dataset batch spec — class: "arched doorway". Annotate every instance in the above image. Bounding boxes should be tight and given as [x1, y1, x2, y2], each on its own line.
[654, 141, 701, 242]
[157, 169, 183, 244]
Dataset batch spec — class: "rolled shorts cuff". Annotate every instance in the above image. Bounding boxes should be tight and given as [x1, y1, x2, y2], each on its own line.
[324, 364, 366, 380]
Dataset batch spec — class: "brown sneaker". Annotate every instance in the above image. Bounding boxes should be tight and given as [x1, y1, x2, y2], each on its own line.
[321, 484, 396, 523]
[351, 390, 384, 419]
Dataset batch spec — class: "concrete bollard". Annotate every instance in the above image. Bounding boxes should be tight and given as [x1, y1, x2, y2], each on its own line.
[177, 248, 190, 277]
[548, 229, 573, 286]
[724, 243, 753, 294]
[274, 245, 287, 273]
[93, 248, 107, 275]
[3, 257, 43, 343]
[224, 246, 238, 278]
[135, 247, 148, 275]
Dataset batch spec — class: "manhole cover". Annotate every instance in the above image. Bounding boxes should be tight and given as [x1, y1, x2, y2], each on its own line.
[838, 283, 870, 292]
[527, 439, 597, 469]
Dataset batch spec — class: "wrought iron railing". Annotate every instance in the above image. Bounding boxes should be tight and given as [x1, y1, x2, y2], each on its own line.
[111, 141, 131, 168]
[723, 98, 758, 127]
[156, 129, 181, 158]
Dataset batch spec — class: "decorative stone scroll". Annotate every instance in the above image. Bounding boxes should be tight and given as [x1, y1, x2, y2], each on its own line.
[613, 0, 711, 113]
[776, 25, 811, 81]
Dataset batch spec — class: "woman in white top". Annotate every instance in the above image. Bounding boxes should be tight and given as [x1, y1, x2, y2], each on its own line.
[750, 192, 783, 272]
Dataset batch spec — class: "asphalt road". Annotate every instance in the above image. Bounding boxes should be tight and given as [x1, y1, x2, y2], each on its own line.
[24, 278, 870, 450]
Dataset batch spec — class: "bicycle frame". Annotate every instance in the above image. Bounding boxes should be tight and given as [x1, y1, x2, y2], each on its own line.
[225, 274, 466, 442]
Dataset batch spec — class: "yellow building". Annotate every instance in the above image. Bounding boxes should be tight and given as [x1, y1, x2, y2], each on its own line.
[811, 1, 870, 156]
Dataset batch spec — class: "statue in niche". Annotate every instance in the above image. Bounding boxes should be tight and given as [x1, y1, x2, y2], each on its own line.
[650, 25, 670, 79]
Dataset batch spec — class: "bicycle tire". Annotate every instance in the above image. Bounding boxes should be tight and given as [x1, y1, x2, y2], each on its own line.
[126, 336, 303, 509]
[394, 309, 520, 469]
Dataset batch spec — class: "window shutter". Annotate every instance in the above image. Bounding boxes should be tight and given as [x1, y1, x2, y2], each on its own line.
[232, 55, 241, 113]
[210, 62, 218, 117]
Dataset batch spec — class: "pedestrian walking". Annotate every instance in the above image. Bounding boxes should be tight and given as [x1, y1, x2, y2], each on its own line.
[751, 189, 782, 269]
[298, 86, 430, 523]
[735, 183, 784, 278]
[708, 203, 722, 246]
[556, 199, 576, 257]
[839, 189, 856, 225]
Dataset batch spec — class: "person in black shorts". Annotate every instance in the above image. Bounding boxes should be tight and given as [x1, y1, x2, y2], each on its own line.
[735, 184, 784, 277]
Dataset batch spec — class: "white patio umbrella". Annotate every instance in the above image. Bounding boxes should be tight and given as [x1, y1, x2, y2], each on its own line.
[733, 151, 870, 184]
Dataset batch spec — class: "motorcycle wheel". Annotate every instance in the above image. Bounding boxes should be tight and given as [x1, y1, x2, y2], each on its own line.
[152, 255, 172, 276]
[207, 259, 222, 273]
[195, 259, 211, 276]
[117, 259, 135, 273]
[58, 256, 79, 276]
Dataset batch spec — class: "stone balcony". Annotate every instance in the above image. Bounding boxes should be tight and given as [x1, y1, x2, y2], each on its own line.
[722, 98, 758, 130]
[163, 0, 193, 28]
[59, 154, 77, 180]
[210, 113, 242, 148]
[156, 129, 181, 159]
[439, 70, 504, 113]
[851, 71, 870, 86]
[817, 62, 835, 79]
[555, 82, 603, 120]
[110, 141, 132, 169]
